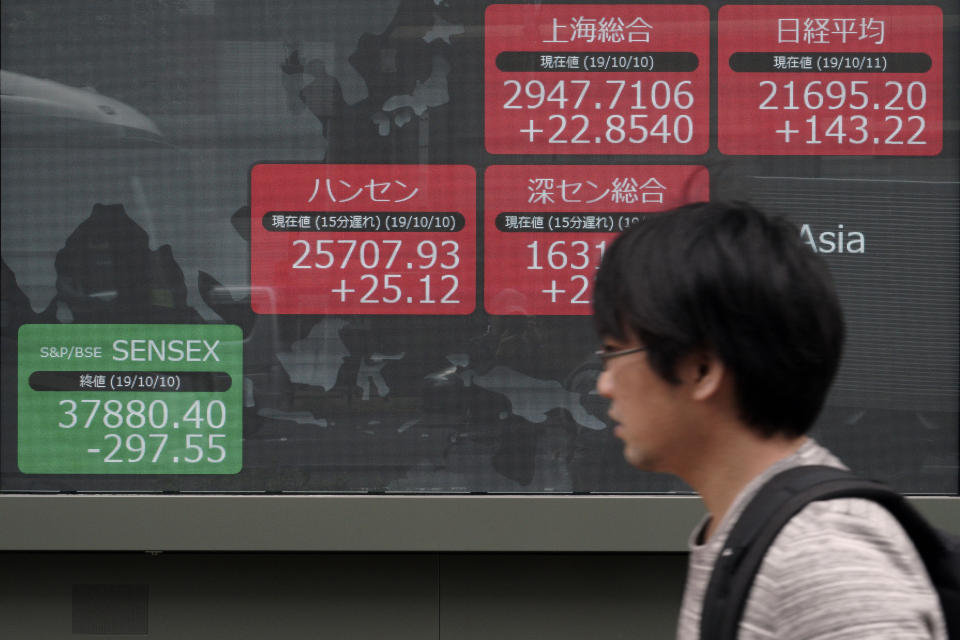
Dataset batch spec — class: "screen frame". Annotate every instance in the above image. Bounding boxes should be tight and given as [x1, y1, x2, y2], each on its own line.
[0, 495, 956, 551]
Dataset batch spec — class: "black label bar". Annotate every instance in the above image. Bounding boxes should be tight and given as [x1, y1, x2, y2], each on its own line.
[729, 52, 931, 73]
[497, 51, 699, 73]
[263, 212, 465, 232]
[29, 371, 232, 392]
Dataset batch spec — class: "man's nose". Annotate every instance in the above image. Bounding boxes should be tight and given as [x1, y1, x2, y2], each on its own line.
[596, 368, 613, 398]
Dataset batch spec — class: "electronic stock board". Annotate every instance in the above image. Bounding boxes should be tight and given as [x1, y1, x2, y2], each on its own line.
[1, 1, 956, 502]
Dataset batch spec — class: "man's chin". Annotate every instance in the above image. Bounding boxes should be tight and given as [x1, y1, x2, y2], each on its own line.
[622, 444, 657, 472]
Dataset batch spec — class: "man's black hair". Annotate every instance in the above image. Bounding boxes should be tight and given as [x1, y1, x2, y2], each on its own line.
[593, 201, 844, 438]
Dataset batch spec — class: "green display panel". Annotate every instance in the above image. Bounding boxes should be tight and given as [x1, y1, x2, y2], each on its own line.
[18, 325, 242, 474]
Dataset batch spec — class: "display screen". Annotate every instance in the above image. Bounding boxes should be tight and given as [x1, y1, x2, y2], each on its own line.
[1, 0, 957, 495]
[18, 324, 242, 474]
[484, 164, 709, 315]
[718, 4, 943, 154]
[251, 163, 476, 315]
[485, 3, 709, 154]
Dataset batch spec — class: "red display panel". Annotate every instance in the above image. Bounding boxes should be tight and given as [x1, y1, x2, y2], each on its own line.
[484, 165, 709, 316]
[251, 164, 476, 315]
[718, 5, 943, 155]
[485, 4, 709, 155]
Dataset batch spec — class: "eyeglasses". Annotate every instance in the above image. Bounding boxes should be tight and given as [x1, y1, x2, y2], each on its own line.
[595, 345, 647, 362]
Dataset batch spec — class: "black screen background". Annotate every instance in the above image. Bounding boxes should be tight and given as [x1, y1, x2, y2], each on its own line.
[1, 0, 956, 494]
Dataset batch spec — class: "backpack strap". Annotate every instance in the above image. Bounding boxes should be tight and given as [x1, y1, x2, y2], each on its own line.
[699, 465, 950, 640]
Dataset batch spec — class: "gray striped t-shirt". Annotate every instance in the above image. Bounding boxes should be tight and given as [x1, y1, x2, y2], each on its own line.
[677, 439, 946, 640]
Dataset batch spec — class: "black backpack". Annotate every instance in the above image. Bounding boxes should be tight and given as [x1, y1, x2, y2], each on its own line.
[700, 465, 960, 640]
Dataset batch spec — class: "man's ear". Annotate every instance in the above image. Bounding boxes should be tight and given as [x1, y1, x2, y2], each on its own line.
[679, 350, 726, 401]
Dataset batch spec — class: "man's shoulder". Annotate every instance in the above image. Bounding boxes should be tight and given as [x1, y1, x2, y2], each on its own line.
[705, 440, 844, 548]
[761, 495, 925, 581]
[743, 497, 947, 639]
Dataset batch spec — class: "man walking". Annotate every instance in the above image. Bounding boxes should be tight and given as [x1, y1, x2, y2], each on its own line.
[592, 202, 946, 639]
